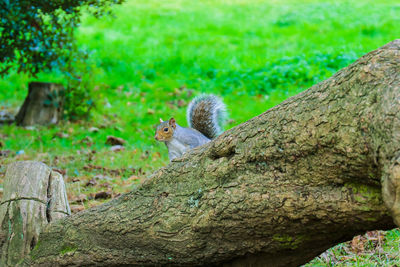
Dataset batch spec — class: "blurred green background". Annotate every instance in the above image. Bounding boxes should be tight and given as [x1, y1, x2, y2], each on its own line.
[1, 0, 400, 264]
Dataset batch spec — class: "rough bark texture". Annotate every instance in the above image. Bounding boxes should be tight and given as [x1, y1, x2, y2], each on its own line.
[48, 171, 71, 221]
[15, 82, 64, 126]
[0, 161, 70, 266]
[27, 40, 400, 266]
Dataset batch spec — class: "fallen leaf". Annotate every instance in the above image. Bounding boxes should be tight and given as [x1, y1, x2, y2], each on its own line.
[0, 150, 11, 157]
[173, 87, 182, 96]
[166, 101, 175, 109]
[70, 205, 85, 213]
[366, 230, 384, 241]
[141, 150, 150, 160]
[85, 178, 98, 187]
[77, 194, 87, 202]
[106, 135, 126, 146]
[81, 136, 93, 146]
[127, 175, 145, 184]
[89, 127, 99, 133]
[177, 99, 186, 108]
[99, 182, 111, 188]
[95, 191, 112, 199]
[94, 174, 112, 180]
[70, 194, 87, 203]
[83, 164, 122, 176]
[114, 126, 124, 132]
[351, 235, 365, 254]
[110, 145, 125, 152]
[128, 175, 140, 181]
[52, 168, 66, 176]
[54, 132, 69, 138]
[0, 110, 14, 123]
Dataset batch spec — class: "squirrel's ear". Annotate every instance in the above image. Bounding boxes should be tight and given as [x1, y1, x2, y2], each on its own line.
[159, 118, 163, 123]
[169, 118, 176, 129]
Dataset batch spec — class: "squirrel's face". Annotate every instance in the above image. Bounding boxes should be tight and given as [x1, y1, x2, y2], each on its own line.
[155, 118, 176, 142]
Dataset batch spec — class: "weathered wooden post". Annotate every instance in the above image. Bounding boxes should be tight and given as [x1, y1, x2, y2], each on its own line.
[0, 161, 70, 266]
[15, 82, 65, 126]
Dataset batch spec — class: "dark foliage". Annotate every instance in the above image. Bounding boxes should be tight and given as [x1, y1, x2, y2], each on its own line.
[0, 0, 123, 76]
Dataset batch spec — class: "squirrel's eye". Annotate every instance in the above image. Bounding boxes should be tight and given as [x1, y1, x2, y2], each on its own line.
[163, 127, 169, 132]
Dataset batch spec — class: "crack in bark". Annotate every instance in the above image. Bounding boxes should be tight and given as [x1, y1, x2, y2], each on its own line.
[46, 172, 53, 223]
[0, 197, 47, 206]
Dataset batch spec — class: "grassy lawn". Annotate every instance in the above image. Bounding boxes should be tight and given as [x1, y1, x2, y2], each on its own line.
[1, 0, 400, 264]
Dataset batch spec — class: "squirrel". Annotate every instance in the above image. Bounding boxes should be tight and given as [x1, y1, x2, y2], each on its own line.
[155, 94, 227, 161]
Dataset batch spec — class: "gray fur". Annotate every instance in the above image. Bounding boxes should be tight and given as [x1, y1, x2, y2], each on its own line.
[165, 124, 210, 161]
[158, 94, 227, 161]
[186, 94, 227, 139]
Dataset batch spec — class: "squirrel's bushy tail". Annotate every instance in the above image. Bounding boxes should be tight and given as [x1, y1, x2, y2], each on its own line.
[187, 94, 227, 139]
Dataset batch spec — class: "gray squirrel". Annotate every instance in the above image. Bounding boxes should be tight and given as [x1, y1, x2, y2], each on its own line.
[154, 94, 227, 161]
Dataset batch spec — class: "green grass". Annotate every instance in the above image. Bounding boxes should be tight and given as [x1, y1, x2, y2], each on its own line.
[305, 230, 400, 266]
[1, 0, 400, 264]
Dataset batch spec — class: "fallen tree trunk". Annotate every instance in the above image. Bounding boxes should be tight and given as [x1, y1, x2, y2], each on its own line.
[26, 40, 400, 266]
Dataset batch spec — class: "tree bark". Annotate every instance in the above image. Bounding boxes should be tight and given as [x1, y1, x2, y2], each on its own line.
[15, 82, 65, 126]
[26, 40, 400, 266]
[0, 161, 70, 266]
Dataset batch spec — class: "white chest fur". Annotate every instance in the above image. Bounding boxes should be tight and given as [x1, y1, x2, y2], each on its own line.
[166, 139, 190, 160]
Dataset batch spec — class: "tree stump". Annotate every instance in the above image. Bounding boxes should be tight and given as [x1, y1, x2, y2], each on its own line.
[15, 82, 65, 126]
[0, 161, 70, 266]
